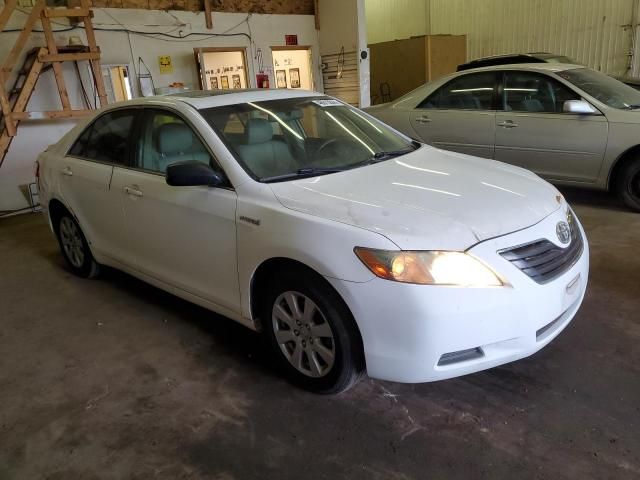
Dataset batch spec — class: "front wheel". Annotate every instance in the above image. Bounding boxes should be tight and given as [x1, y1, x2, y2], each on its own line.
[55, 213, 100, 278]
[616, 158, 640, 212]
[261, 270, 364, 394]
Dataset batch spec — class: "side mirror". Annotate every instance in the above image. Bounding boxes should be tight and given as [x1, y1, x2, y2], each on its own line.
[563, 100, 598, 115]
[166, 161, 225, 187]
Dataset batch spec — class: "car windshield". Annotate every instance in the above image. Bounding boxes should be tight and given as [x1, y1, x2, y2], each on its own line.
[557, 68, 640, 109]
[199, 96, 416, 182]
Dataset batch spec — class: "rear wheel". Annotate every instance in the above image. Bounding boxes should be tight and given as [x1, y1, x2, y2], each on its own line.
[261, 269, 364, 394]
[55, 213, 100, 278]
[616, 157, 640, 212]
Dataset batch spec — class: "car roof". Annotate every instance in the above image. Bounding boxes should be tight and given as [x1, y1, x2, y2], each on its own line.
[452, 62, 585, 74]
[121, 88, 322, 110]
[457, 52, 574, 71]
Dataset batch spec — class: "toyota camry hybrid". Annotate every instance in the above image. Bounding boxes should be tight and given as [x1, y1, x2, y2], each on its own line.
[36, 89, 589, 393]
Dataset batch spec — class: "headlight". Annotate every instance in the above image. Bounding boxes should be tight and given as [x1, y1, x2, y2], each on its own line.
[354, 248, 503, 287]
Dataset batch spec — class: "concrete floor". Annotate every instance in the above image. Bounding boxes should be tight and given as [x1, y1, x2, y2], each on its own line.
[0, 188, 639, 480]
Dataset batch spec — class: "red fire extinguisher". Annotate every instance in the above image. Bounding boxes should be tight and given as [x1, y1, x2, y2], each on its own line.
[256, 73, 269, 88]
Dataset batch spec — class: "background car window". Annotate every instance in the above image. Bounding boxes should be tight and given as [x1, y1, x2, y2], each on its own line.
[68, 110, 135, 164]
[419, 72, 497, 110]
[503, 72, 580, 113]
[137, 109, 214, 174]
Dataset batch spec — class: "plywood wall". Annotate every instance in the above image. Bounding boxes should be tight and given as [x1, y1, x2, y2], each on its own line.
[369, 36, 426, 104]
[369, 34, 465, 104]
[70, 0, 314, 14]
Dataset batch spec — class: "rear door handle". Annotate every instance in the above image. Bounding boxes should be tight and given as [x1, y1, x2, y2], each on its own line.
[61, 166, 73, 176]
[124, 185, 143, 197]
[498, 120, 519, 129]
[415, 115, 432, 124]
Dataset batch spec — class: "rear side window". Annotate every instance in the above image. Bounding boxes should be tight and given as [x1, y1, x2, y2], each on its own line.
[68, 110, 136, 164]
[419, 72, 498, 110]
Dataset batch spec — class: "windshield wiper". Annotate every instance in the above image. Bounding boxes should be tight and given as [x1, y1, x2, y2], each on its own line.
[356, 144, 420, 167]
[260, 143, 422, 183]
[623, 104, 640, 110]
[373, 148, 415, 160]
[261, 167, 348, 183]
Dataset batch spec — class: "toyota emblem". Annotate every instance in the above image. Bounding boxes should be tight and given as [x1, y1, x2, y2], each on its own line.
[556, 221, 571, 245]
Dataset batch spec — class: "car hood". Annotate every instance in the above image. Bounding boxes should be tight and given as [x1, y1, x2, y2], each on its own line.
[269, 146, 562, 250]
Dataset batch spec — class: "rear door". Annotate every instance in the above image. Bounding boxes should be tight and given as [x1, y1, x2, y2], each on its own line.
[494, 70, 608, 181]
[409, 71, 499, 159]
[60, 108, 138, 264]
[110, 107, 240, 313]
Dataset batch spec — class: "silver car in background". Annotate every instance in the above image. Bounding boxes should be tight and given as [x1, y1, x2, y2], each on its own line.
[366, 64, 640, 211]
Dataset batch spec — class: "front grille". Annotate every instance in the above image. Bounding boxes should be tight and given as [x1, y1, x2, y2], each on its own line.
[499, 211, 584, 284]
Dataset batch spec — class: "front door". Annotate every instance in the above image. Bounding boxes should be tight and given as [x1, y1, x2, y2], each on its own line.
[494, 71, 608, 182]
[409, 71, 499, 159]
[110, 107, 240, 312]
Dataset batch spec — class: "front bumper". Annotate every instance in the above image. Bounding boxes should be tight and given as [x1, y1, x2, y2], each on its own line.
[328, 207, 589, 383]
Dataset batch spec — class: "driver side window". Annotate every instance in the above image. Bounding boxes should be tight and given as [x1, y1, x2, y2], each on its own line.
[136, 109, 215, 174]
[419, 72, 498, 110]
[502, 71, 581, 113]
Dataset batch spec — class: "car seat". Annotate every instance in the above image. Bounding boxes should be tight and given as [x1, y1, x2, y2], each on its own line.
[154, 122, 210, 173]
[235, 118, 296, 178]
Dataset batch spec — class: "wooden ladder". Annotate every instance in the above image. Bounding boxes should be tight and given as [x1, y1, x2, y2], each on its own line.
[0, 0, 108, 168]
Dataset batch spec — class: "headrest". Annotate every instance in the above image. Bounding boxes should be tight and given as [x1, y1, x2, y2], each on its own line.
[244, 118, 273, 144]
[157, 123, 193, 155]
[270, 109, 302, 122]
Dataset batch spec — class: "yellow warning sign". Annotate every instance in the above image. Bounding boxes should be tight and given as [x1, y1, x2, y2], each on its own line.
[158, 56, 173, 74]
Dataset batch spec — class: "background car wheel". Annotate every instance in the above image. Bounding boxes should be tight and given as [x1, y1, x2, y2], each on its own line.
[261, 268, 364, 394]
[54, 213, 100, 278]
[616, 158, 640, 212]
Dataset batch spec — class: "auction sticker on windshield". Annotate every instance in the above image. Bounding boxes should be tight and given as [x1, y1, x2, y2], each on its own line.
[313, 99, 343, 107]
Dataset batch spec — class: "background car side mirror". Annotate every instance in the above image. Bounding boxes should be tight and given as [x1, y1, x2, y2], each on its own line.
[563, 100, 598, 115]
[166, 161, 226, 187]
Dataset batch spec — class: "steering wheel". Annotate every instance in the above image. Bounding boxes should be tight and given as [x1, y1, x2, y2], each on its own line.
[314, 138, 361, 164]
[315, 138, 341, 158]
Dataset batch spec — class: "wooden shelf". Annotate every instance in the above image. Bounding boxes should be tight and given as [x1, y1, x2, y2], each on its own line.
[0, 0, 107, 167]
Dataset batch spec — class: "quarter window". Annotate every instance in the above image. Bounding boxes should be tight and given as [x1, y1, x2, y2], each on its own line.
[419, 72, 498, 110]
[68, 109, 135, 164]
[502, 71, 580, 113]
[136, 109, 214, 174]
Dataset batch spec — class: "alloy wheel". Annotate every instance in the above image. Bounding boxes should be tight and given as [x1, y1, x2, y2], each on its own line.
[59, 217, 85, 268]
[272, 291, 336, 378]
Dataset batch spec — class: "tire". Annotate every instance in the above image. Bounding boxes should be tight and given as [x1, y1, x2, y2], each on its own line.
[54, 212, 100, 278]
[616, 157, 640, 212]
[260, 268, 364, 394]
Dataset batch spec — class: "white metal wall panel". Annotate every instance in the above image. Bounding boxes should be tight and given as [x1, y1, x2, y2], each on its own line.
[366, 0, 430, 44]
[429, 0, 635, 75]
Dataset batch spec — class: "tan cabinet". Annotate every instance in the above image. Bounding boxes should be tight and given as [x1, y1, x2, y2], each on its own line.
[369, 35, 466, 104]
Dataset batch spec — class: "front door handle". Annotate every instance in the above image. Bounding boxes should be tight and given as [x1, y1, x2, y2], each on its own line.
[498, 120, 519, 129]
[124, 185, 143, 197]
[415, 115, 432, 124]
[61, 166, 73, 176]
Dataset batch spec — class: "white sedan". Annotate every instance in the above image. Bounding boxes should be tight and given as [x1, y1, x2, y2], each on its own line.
[36, 89, 589, 393]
